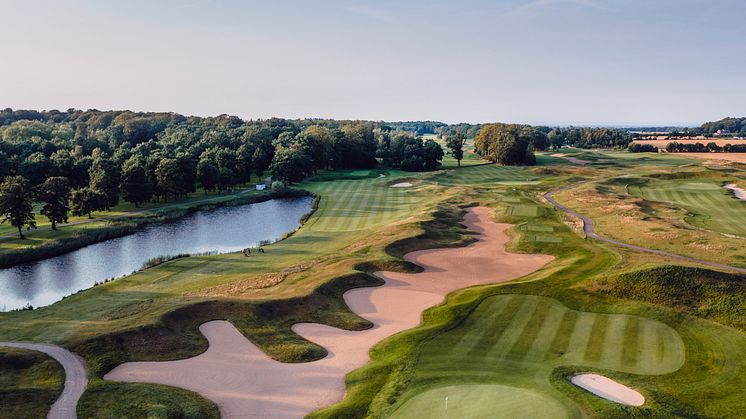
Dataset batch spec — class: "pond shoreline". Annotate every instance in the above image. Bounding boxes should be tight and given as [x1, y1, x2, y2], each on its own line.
[1, 192, 317, 311]
[0, 188, 313, 270]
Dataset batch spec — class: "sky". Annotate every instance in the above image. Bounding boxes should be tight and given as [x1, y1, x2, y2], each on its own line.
[1, 0, 744, 126]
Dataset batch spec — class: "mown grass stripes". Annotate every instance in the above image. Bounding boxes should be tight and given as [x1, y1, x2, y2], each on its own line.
[632, 179, 746, 237]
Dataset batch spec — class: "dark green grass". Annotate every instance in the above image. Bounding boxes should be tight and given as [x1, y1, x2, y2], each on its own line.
[0, 347, 63, 419]
[594, 265, 746, 331]
[78, 382, 218, 419]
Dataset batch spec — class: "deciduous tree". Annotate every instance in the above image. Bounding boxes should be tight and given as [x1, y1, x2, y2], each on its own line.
[38, 176, 70, 230]
[0, 176, 37, 238]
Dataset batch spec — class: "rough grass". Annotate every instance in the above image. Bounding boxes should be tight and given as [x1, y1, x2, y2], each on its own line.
[594, 265, 746, 331]
[78, 382, 219, 419]
[0, 347, 64, 419]
[628, 177, 746, 237]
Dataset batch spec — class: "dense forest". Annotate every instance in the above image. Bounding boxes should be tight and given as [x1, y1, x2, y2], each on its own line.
[700, 117, 746, 136]
[0, 109, 450, 238]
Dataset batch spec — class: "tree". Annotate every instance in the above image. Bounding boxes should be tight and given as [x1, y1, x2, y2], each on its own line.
[445, 133, 466, 166]
[474, 124, 536, 166]
[548, 129, 564, 150]
[422, 139, 444, 170]
[236, 143, 255, 184]
[120, 157, 153, 207]
[252, 146, 272, 179]
[0, 176, 37, 238]
[89, 149, 119, 209]
[70, 187, 106, 218]
[197, 158, 219, 193]
[38, 176, 70, 230]
[270, 146, 314, 184]
[155, 158, 183, 201]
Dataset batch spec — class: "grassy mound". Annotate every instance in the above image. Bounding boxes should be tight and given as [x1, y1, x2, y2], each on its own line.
[0, 347, 63, 419]
[78, 382, 218, 419]
[596, 265, 746, 331]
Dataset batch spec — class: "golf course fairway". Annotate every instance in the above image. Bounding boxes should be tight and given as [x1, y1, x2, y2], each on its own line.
[105, 207, 554, 418]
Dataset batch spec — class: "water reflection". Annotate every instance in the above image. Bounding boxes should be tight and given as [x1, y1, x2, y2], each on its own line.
[0, 197, 313, 311]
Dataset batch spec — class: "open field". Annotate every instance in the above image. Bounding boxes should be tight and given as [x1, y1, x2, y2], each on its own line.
[633, 138, 746, 148]
[667, 153, 746, 163]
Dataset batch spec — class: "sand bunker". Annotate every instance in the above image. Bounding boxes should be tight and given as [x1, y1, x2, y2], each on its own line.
[550, 153, 591, 165]
[105, 207, 553, 418]
[571, 374, 645, 406]
[390, 182, 413, 188]
[725, 183, 746, 201]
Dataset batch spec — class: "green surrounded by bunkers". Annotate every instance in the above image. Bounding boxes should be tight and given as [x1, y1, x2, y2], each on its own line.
[389, 294, 684, 418]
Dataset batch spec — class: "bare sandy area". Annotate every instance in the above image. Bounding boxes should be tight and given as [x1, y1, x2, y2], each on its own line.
[390, 182, 413, 188]
[571, 374, 645, 406]
[678, 153, 746, 164]
[725, 183, 746, 201]
[550, 153, 591, 165]
[105, 207, 553, 418]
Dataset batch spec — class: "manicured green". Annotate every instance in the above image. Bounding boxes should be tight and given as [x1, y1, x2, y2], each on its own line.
[389, 384, 568, 419]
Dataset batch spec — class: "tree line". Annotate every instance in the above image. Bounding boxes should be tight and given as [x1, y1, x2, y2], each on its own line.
[665, 142, 746, 153]
[0, 109, 448, 238]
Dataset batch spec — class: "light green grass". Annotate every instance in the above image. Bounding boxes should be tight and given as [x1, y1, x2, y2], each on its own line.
[389, 384, 569, 419]
[435, 164, 540, 186]
[302, 176, 423, 233]
[628, 178, 746, 237]
[387, 294, 684, 418]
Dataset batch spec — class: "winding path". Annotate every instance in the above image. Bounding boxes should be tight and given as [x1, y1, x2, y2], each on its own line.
[0, 342, 87, 419]
[105, 207, 554, 418]
[544, 184, 746, 274]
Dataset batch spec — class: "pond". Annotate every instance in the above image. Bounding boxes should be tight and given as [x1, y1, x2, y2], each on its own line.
[0, 196, 314, 311]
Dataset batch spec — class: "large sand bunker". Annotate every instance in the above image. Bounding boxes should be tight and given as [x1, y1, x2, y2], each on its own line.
[571, 374, 645, 406]
[105, 207, 553, 418]
[390, 182, 413, 188]
[725, 183, 746, 201]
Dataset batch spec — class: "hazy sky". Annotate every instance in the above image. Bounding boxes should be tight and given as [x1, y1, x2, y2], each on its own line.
[1, 0, 744, 125]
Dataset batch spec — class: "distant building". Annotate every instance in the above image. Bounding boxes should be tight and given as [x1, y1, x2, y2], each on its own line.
[714, 129, 731, 137]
